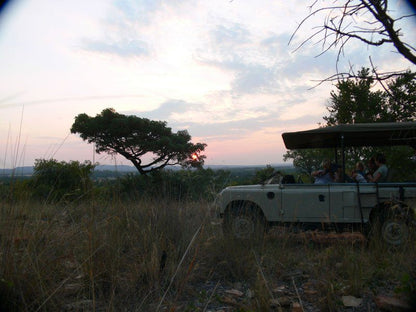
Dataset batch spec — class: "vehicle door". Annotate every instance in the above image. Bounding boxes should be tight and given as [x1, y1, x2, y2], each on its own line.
[281, 184, 330, 222]
[328, 184, 360, 222]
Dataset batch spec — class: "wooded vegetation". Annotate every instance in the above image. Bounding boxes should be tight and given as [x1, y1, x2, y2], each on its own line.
[71, 108, 206, 175]
[1, 162, 296, 203]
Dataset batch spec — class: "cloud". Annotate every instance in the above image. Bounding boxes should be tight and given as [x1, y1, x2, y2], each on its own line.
[79, 0, 161, 57]
[82, 38, 149, 57]
[122, 97, 284, 142]
[231, 64, 278, 94]
[129, 100, 190, 120]
[211, 23, 251, 45]
[113, 0, 161, 24]
[195, 22, 338, 96]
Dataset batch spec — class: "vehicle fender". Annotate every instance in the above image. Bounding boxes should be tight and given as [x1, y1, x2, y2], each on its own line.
[369, 200, 415, 223]
[224, 199, 265, 219]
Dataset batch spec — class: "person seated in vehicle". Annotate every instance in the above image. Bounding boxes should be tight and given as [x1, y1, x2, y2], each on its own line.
[364, 157, 377, 181]
[368, 153, 388, 182]
[351, 161, 367, 183]
[311, 159, 334, 184]
[333, 163, 347, 182]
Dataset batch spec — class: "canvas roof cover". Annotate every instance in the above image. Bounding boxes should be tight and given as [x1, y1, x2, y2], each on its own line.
[282, 122, 416, 149]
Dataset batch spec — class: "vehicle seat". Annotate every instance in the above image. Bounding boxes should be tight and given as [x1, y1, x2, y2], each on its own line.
[281, 175, 296, 184]
[385, 168, 394, 182]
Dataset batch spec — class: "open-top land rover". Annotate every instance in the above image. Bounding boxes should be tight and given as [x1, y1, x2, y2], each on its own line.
[216, 122, 416, 246]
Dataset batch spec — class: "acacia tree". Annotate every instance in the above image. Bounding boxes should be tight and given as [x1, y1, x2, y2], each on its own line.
[291, 0, 416, 83]
[71, 108, 207, 175]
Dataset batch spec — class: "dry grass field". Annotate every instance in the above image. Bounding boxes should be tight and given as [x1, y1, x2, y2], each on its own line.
[1, 197, 415, 311]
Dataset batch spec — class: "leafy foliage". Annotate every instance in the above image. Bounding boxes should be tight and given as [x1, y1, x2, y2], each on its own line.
[71, 108, 207, 175]
[1, 165, 296, 203]
[385, 71, 416, 122]
[324, 68, 386, 126]
[283, 149, 334, 177]
[31, 159, 95, 202]
[325, 69, 416, 125]
[251, 165, 276, 184]
[104, 168, 231, 201]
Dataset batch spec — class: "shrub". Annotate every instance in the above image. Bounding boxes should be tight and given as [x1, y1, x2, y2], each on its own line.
[113, 168, 231, 201]
[30, 159, 96, 203]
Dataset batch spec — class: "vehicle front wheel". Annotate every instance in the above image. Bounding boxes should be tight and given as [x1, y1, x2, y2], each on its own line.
[223, 202, 266, 241]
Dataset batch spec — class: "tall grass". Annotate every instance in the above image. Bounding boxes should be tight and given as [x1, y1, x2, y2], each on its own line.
[0, 197, 211, 311]
[1, 195, 415, 311]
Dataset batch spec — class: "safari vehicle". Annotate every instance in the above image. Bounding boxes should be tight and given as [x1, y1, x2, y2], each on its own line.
[216, 122, 416, 246]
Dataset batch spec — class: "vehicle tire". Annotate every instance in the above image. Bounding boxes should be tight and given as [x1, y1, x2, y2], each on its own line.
[370, 203, 414, 247]
[380, 218, 409, 246]
[222, 202, 266, 241]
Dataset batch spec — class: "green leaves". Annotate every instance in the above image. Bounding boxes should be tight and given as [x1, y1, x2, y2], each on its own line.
[325, 68, 386, 125]
[325, 69, 416, 125]
[71, 108, 207, 175]
[32, 159, 96, 202]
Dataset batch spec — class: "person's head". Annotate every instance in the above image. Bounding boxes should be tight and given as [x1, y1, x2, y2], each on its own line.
[321, 159, 331, 170]
[368, 157, 376, 169]
[375, 153, 386, 165]
[355, 161, 364, 172]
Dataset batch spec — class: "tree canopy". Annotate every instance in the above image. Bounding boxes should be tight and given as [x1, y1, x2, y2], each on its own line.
[71, 108, 207, 175]
[325, 69, 416, 124]
[325, 69, 416, 125]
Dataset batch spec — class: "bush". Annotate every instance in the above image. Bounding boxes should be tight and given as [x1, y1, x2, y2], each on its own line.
[111, 168, 231, 201]
[30, 159, 96, 203]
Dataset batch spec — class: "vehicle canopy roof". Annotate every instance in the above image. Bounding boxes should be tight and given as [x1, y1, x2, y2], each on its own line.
[282, 122, 416, 150]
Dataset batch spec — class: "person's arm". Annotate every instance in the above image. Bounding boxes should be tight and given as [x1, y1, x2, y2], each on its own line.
[369, 171, 381, 182]
[312, 169, 325, 177]
[354, 173, 367, 183]
[311, 170, 320, 177]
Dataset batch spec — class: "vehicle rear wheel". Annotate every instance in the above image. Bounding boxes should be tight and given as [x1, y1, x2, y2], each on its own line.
[381, 218, 409, 246]
[370, 203, 414, 247]
[223, 202, 266, 241]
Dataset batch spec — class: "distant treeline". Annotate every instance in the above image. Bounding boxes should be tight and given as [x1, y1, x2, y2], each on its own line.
[0, 159, 296, 203]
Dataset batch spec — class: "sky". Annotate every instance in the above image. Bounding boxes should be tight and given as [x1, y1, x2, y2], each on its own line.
[0, 0, 415, 168]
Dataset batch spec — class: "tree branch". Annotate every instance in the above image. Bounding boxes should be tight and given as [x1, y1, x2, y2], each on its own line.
[290, 0, 416, 89]
[367, 0, 416, 64]
[290, 0, 416, 69]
